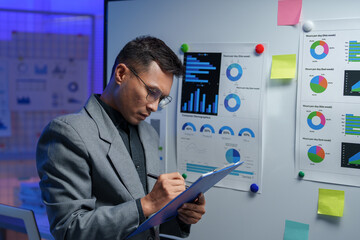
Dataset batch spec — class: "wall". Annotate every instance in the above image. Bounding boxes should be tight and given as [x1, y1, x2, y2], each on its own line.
[106, 0, 360, 239]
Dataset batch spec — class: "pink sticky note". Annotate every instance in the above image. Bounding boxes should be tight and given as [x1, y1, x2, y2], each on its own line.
[278, 0, 302, 26]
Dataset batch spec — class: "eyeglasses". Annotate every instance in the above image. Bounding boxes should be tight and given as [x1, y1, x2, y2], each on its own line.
[127, 66, 172, 109]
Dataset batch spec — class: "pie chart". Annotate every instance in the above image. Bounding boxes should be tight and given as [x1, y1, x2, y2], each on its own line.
[226, 148, 241, 163]
[308, 146, 325, 163]
[310, 76, 328, 93]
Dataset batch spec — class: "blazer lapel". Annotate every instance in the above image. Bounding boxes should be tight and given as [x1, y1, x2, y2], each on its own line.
[84, 95, 145, 199]
[138, 122, 160, 192]
[107, 137, 145, 199]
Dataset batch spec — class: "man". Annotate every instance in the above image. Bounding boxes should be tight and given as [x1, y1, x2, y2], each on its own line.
[36, 36, 206, 240]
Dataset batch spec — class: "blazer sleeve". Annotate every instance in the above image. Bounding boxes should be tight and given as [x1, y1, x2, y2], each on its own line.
[36, 118, 140, 240]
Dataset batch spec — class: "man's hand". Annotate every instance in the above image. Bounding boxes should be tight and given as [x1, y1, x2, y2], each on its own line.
[141, 172, 185, 217]
[177, 193, 206, 224]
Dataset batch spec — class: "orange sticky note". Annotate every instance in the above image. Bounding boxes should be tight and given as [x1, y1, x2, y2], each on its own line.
[318, 188, 345, 217]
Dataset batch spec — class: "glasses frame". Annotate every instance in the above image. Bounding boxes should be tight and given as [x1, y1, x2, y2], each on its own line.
[127, 66, 172, 108]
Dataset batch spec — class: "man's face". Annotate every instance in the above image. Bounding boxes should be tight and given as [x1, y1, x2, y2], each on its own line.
[114, 62, 173, 125]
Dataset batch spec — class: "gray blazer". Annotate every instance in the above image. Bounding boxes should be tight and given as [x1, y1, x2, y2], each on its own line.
[36, 95, 189, 240]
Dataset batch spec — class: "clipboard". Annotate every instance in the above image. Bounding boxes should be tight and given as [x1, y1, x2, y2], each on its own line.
[126, 161, 244, 239]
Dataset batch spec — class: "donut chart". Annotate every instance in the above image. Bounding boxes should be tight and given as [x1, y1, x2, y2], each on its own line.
[310, 76, 328, 93]
[219, 126, 234, 135]
[308, 146, 325, 163]
[239, 128, 255, 138]
[307, 111, 326, 130]
[200, 124, 215, 133]
[224, 94, 241, 112]
[182, 122, 196, 131]
[226, 63, 243, 81]
[310, 40, 329, 60]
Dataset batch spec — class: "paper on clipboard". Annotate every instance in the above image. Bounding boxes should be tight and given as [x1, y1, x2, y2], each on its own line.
[126, 161, 244, 239]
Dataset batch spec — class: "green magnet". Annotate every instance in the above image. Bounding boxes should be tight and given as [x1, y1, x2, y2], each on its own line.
[298, 171, 305, 178]
[181, 43, 189, 53]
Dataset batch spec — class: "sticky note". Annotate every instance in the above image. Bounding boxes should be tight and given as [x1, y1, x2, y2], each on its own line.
[270, 54, 297, 79]
[318, 188, 345, 217]
[284, 220, 309, 240]
[278, 0, 302, 26]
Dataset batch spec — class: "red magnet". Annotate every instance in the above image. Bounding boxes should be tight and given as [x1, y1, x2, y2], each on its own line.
[255, 44, 264, 54]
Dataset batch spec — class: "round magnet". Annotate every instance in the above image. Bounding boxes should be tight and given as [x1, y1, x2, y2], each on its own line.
[181, 43, 189, 53]
[250, 183, 259, 193]
[303, 21, 314, 32]
[298, 171, 305, 178]
[255, 44, 264, 54]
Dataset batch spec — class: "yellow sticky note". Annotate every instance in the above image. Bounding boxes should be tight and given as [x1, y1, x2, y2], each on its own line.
[318, 188, 345, 217]
[270, 54, 297, 79]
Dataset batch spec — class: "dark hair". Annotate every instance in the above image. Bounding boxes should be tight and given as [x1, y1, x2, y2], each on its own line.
[110, 36, 184, 79]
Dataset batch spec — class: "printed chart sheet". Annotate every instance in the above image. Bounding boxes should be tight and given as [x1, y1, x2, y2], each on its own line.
[176, 43, 267, 191]
[296, 19, 360, 186]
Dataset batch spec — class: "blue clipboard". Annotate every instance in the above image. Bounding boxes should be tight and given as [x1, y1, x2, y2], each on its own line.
[126, 161, 244, 239]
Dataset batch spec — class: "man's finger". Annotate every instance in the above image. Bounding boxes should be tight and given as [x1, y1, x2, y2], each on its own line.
[196, 193, 205, 205]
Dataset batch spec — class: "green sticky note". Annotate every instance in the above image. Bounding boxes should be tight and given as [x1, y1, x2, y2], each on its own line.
[284, 220, 309, 240]
[318, 188, 345, 217]
[270, 54, 297, 79]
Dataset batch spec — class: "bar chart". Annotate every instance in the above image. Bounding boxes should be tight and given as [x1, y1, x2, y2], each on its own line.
[181, 52, 221, 115]
[345, 114, 360, 136]
[185, 162, 252, 176]
[348, 41, 360, 62]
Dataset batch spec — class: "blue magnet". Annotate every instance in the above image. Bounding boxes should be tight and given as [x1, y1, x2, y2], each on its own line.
[250, 183, 259, 193]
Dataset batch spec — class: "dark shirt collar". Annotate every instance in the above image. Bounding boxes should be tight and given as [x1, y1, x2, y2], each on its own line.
[94, 94, 129, 133]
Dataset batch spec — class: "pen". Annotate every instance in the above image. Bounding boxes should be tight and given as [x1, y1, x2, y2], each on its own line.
[147, 173, 159, 180]
[147, 173, 189, 189]
[147, 173, 187, 180]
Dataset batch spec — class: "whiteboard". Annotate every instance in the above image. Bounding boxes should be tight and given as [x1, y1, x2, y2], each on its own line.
[106, 0, 360, 239]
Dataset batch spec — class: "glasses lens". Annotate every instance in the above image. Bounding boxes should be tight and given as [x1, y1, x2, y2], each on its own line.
[146, 88, 162, 102]
[158, 96, 172, 109]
